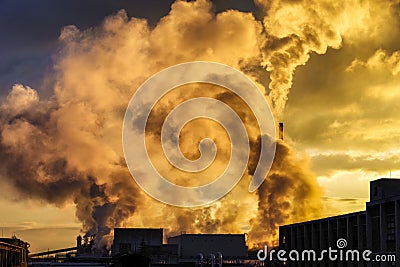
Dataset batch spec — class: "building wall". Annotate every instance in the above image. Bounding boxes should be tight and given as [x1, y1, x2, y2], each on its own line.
[112, 228, 178, 264]
[112, 228, 163, 256]
[366, 195, 400, 267]
[369, 179, 400, 202]
[279, 211, 367, 267]
[167, 234, 246, 260]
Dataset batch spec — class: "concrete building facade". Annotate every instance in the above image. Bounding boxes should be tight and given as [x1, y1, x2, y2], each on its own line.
[112, 228, 178, 264]
[279, 178, 400, 267]
[113, 228, 163, 255]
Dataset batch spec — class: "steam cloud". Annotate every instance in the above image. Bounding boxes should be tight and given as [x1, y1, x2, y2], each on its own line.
[0, 84, 141, 248]
[0, 0, 374, 247]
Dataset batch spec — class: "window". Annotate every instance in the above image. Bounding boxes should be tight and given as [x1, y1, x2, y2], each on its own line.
[387, 214, 396, 252]
[387, 214, 395, 241]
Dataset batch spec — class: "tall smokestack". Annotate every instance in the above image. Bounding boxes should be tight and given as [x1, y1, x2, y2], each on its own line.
[279, 122, 284, 140]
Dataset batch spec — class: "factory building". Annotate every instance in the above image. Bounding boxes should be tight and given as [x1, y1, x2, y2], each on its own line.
[0, 237, 29, 267]
[167, 233, 247, 261]
[112, 228, 178, 264]
[112, 229, 247, 264]
[279, 178, 400, 267]
[113, 228, 163, 255]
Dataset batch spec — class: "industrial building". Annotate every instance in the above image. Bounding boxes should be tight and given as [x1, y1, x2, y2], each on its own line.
[112, 229, 248, 264]
[0, 237, 30, 267]
[113, 228, 163, 255]
[112, 228, 179, 264]
[167, 233, 247, 261]
[279, 178, 400, 267]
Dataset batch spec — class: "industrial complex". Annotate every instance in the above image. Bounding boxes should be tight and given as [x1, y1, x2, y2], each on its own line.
[26, 230, 248, 267]
[1, 178, 399, 267]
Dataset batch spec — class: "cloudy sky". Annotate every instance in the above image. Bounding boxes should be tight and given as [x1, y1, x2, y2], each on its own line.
[0, 0, 399, 252]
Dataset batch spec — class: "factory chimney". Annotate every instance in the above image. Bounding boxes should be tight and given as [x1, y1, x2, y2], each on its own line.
[279, 122, 284, 140]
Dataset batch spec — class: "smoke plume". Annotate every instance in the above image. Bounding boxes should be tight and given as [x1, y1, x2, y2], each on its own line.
[1, 0, 377, 247]
[249, 140, 322, 246]
[0, 83, 142, 248]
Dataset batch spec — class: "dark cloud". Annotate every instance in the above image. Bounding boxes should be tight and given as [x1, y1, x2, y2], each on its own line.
[0, 0, 256, 94]
[0, 0, 174, 94]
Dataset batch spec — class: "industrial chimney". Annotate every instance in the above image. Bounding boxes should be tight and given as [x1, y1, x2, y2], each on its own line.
[76, 235, 82, 256]
[279, 122, 284, 140]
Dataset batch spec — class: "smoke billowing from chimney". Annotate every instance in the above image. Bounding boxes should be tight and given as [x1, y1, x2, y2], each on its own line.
[0, 0, 373, 246]
[248, 140, 322, 245]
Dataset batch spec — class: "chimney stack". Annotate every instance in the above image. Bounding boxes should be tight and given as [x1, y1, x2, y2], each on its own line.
[76, 235, 82, 256]
[279, 122, 284, 140]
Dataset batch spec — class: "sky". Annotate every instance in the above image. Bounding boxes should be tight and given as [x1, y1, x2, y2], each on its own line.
[0, 0, 399, 253]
